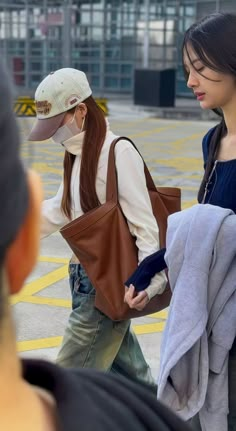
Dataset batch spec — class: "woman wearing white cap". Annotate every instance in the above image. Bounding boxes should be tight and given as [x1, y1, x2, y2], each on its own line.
[29, 68, 166, 390]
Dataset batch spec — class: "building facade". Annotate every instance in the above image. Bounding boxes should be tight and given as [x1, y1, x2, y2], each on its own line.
[0, 0, 235, 97]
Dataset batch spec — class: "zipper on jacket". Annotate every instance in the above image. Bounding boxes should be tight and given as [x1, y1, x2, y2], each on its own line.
[202, 160, 218, 204]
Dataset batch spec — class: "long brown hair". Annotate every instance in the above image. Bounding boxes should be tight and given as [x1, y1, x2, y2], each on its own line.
[61, 96, 106, 219]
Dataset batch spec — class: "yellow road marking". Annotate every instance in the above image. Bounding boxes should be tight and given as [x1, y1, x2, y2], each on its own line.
[134, 321, 166, 334]
[18, 293, 168, 315]
[129, 124, 179, 139]
[31, 163, 62, 175]
[22, 296, 71, 308]
[12, 265, 68, 305]
[149, 310, 168, 319]
[166, 132, 203, 147]
[182, 199, 197, 209]
[38, 256, 69, 264]
[42, 180, 63, 185]
[180, 186, 198, 191]
[44, 191, 59, 196]
[18, 337, 63, 352]
[105, 118, 153, 128]
[17, 321, 166, 352]
[152, 174, 201, 179]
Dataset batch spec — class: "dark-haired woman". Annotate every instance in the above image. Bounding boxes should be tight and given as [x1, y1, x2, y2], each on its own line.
[182, 12, 236, 430]
[28, 68, 167, 390]
[154, 11, 236, 430]
[183, 13, 236, 431]
[125, 11, 236, 429]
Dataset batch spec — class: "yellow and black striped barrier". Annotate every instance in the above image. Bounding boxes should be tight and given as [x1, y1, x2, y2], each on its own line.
[96, 98, 108, 115]
[14, 97, 36, 117]
[14, 96, 108, 117]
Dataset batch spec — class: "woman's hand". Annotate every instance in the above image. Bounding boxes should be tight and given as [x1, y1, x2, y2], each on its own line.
[124, 284, 150, 311]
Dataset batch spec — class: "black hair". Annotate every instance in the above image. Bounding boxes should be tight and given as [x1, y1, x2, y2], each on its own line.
[182, 13, 236, 202]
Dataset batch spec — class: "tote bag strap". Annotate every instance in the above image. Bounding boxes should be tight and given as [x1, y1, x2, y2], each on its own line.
[106, 136, 157, 202]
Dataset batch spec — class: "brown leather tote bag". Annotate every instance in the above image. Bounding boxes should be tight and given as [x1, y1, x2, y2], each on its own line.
[60, 137, 181, 320]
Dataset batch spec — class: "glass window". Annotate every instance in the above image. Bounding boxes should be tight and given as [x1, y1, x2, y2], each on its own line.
[31, 62, 41, 71]
[14, 74, 25, 86]
[91, 26, 104, 40]
[81, 7, 91, 25]
[166, 6, 176, 16]
[91, 63, 100, 73]
[31, 41, 41, 48]
[121, 77, 131, 89]
[121, 64, 132, 74]
[30, 74, 42, 87]
[91, 76, 100, 87]
[105, 63, 119, 73]
[105, 76, 119, 88]
[80, 63, 89, 72]
[48, 62, 62, 71]
[105, 48, 120, 59]
[91, 50, 100, 58]
[93, 11, 104, 26]
[121, 43, 135, 60]
[185, 6, 195, 17]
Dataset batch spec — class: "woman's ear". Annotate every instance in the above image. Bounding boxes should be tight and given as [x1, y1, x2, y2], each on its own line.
[77, 103, 87, 118]
[5, 170, 43, 295]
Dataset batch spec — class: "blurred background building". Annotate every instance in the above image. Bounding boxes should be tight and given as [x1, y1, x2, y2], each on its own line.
[0, 0, 235, 99]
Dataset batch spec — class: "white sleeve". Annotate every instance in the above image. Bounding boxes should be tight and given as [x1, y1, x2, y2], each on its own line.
[145, 271, 168, 300]
[116, 144, 160, 263]
[41, 181, 69, 238]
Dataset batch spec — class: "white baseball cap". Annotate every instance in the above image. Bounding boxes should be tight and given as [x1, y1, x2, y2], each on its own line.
[28, 68, 92, 141]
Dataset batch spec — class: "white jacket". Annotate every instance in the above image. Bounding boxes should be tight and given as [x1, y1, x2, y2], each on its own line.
[41, 123, 167, 298]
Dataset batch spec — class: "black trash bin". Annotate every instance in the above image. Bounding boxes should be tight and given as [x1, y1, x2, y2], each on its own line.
[134, 68, 176, 107]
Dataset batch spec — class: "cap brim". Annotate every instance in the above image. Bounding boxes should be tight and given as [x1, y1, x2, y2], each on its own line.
[28, 112, 66, 141]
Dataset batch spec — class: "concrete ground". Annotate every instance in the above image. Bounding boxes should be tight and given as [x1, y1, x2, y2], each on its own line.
[14, 102, 217, 381]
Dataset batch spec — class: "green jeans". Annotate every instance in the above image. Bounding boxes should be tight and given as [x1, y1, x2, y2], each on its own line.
[57, 264, 157, 393]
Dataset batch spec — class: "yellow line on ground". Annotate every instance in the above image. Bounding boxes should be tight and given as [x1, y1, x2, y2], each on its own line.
[167, 132, 203, 146]
[152, 174, 202, 179]
[44, 191, 59, 196]
[18, 337, 63, 352]
[18, 295, 168, 313]
[42, 180, 63, 185]
[12, 265, 68, 305]
[133, 321, 165, 334]
[38, 256, 69, 264]
[110, 118, 162, 128]
[17, 320, 166, 352]
[149, 310, 168, 319]
[31, 163, 62, 175]
[129, 124, 179, 139]
[22, 296, 71, 308]
[182, 199, 197, 209]
[180, 186, 198, 191]
[36, 149, 63, 156]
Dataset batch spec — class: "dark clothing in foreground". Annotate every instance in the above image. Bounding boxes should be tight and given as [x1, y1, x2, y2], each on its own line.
[22, 359, 191, 431]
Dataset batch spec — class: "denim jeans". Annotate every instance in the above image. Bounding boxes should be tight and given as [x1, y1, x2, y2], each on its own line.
[57, 263, 157, 392]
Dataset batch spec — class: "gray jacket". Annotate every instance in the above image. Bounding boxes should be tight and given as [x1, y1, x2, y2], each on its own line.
[157, 204, 236, 431]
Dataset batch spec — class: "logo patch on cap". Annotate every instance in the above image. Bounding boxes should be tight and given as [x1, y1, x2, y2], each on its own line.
[65, 94, 81, 107]
[35, 100, 52, 116]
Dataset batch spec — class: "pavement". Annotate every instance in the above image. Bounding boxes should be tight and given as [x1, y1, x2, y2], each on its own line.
[14, 101, 217, 381]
